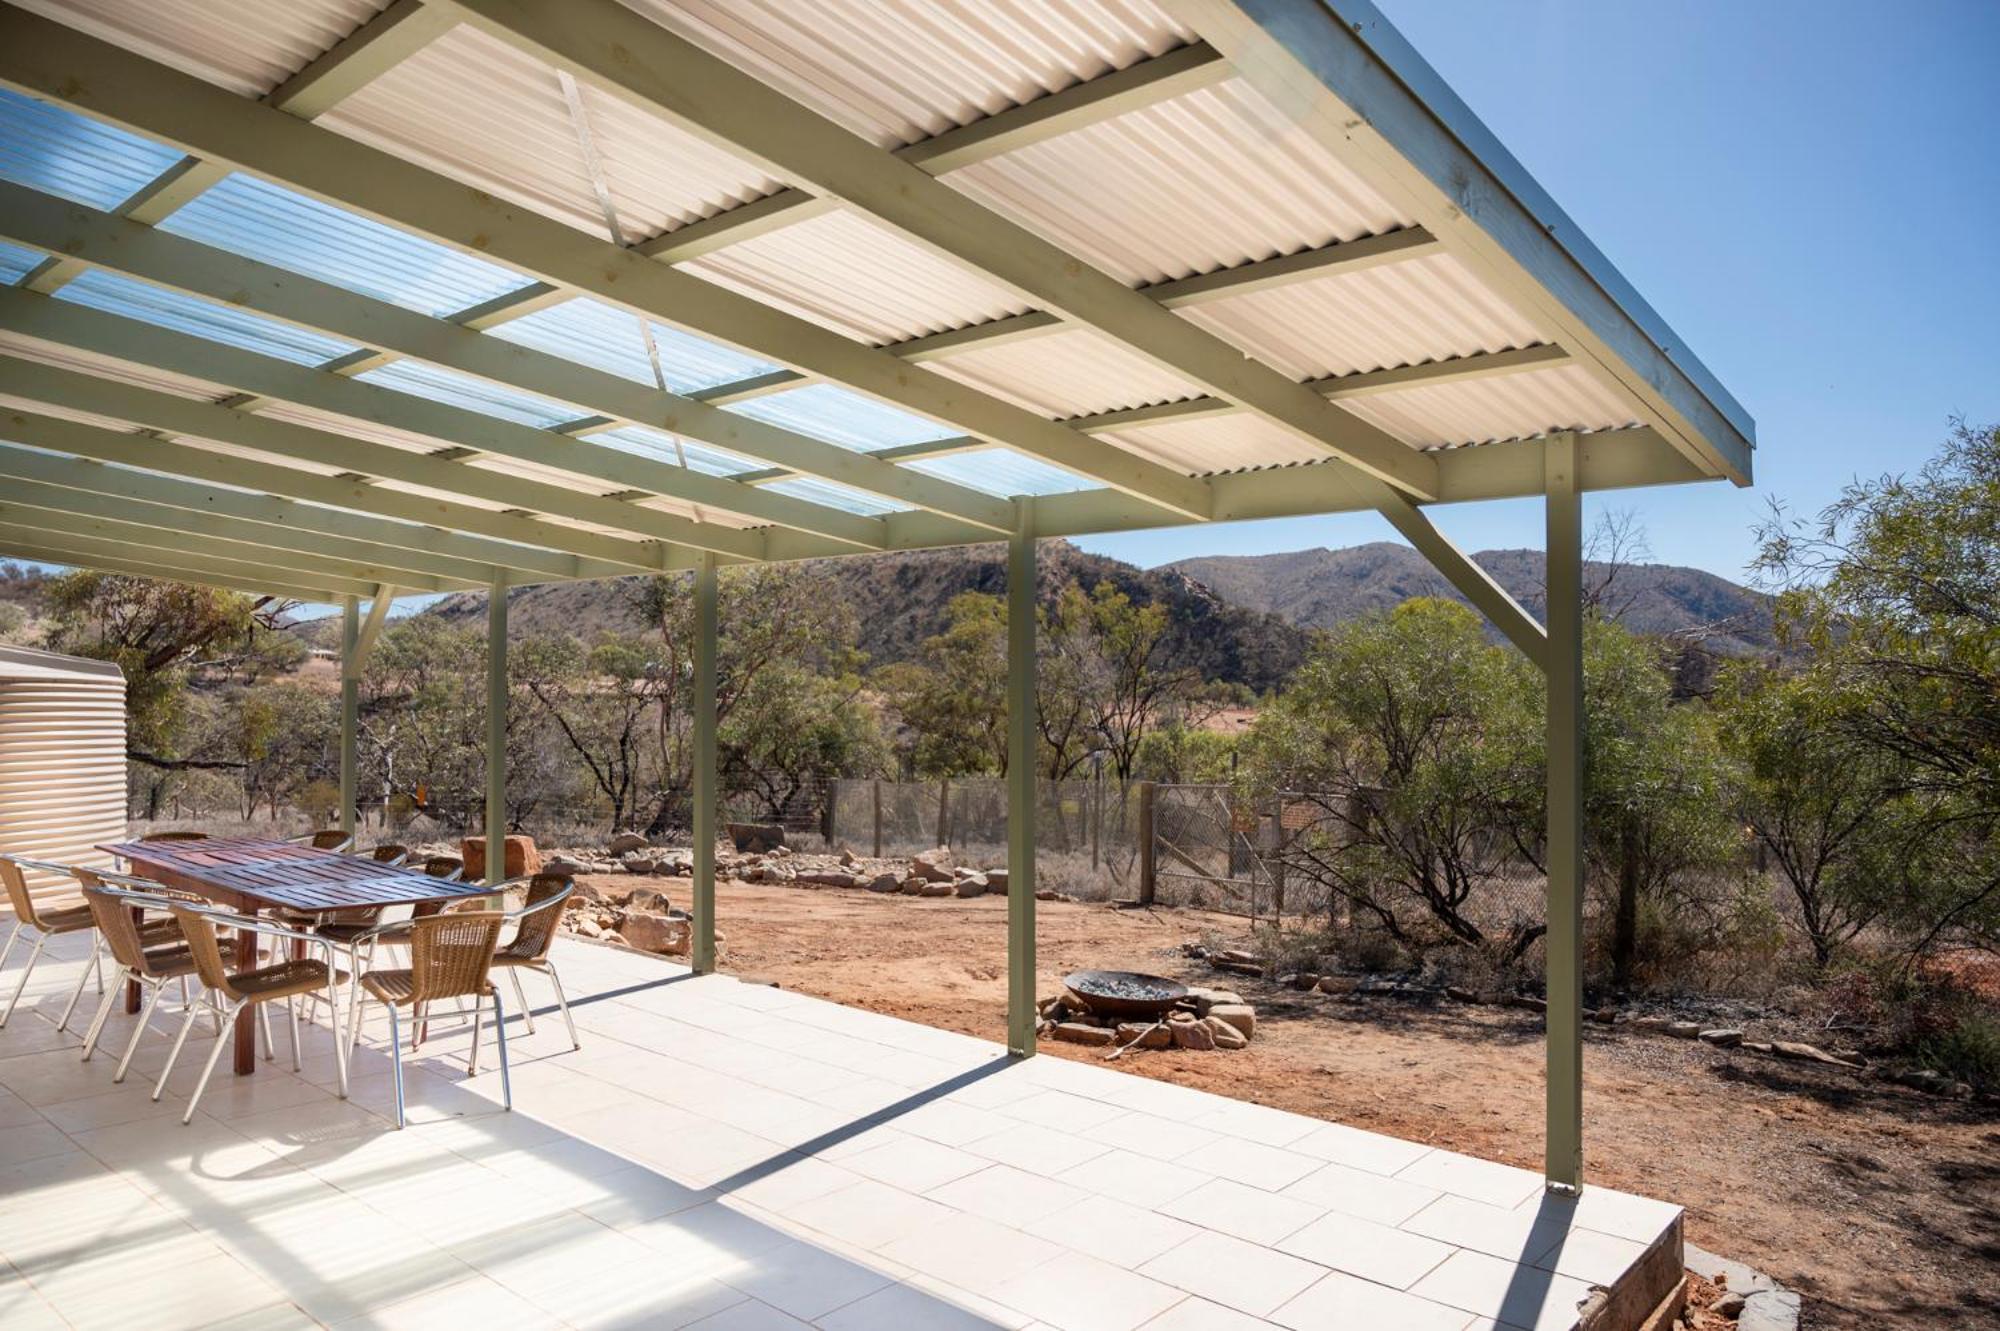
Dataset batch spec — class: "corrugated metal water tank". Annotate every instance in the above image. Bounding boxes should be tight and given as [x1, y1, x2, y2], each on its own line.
[0, 646, 126, 909]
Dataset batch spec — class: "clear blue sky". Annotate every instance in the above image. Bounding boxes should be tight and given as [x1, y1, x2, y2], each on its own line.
[1080, 0, 2000, 580]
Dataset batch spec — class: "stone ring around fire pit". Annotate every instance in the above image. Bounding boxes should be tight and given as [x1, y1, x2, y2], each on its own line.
[1063, 970, 1189, 1021]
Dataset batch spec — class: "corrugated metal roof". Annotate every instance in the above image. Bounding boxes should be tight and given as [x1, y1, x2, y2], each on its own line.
[0, 332, 234, 402]
[54, 269, 362, 367]
[484, 297, 779, 394]
[255, 399, 460, 456]
[727, 384, 956, 453]
[904, 446, 1097, 497]
[353, 360, 580, 430]
[0, 240, 42, 284]
[12, 0, 383, 99]
[321, 24, 781, 243]
[1098, 412, 1328, 475]
[1344, 363, 1639, 450]
[1178, 252, 1544, 382]
[762, 475, 912, 516]
[622, 0, 1195, 148]
[0, 88, 184, 211]
[924, 326, 1200, 417]
[583, 423, 759, 476]
[160, 173, 534, 318]
[686, 208, 1032, 345]
[948, 79, 1408, 286]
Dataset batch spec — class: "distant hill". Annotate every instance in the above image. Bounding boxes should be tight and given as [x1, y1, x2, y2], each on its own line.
[1166, 543, 1776, 655]
[419, 540, 1313, 693]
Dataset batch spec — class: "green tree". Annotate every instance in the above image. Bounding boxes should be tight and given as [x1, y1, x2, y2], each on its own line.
[235, 682, 339, 820]
[725, 661, 890, 820]
[878, 591, 1010, 777]
[516, 632, 663, 832]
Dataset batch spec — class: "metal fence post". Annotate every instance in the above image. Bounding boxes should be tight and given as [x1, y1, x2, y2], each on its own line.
[872, 778, 883, 858]
[1138, 780, 1157, 906]
[937, 777, 950, 849]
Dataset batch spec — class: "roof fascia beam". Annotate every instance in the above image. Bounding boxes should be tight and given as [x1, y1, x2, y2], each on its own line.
[0, 538, 340, 602]
[0, 9, 1212, 520]
[0, 184, 964, 541]
[0, 471, 495, 590]
[1164, 0, 1752, 484]
[0, 436, 593, 580]
[437, 0, 1436, 502]
[0, 526, 382, 600]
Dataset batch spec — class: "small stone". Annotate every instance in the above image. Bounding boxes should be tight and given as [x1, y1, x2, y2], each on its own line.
[1034, 889, 1062, 901]
[1713, 1292, 1749, 1318]
[571, 916, 603, 938]
[1171, 1019, 1215, 1052]
[626, 886, 672, 914]
[1115, 1022, 1172, 1050]
[1203, 1016, 1248, 1050]
[620, 852, 659, 875]
[727, 822, 786, 853]
[619, 910, 690, 956]
[1699, 1028, 1744, 1048]
[1052, 1021, 1115, 1047]
[954, 875, 988, 898]
[1320, 976, 1361, 995]
[607, 831, 650, 855]
[1665, 1021, 1703, 1039]
[1629, 1015, 1672, 1032]
[900, 877, 927, 895]
[806, 871, 860, 889]
[985, 867, 1008, 891]
[919, 881, 955, 898]
[1770, 1040, 1860, 1067]
[1738, 1288, 1803, 1331]
[867, 871, 902, 893]
[1207, 1003, 1255, 1040]
[838, 847, 858, 867]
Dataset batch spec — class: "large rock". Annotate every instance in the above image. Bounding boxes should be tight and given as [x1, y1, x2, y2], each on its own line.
[804, 870, 861, 889]
[1115, 1022, 1173, 1050]
[954, 874, 989, 898]
[607, 831, 651, 855]
[919, 881, 955, 898]
[912, 847, 955, 881]
[1203, 1016, 1249, 1050]
[1052, 1022, 1114, 1047]
[1207, 1003, 1256, 1040]
[620, 910, 690, 956]
[984, 867, 1008, 893]
[620, 852, 660, 875]
[1171, 1017, 1216, 1052]
[727, 822, 786, 853]
[867, 871, 902, 893]
[626, 886, 672, 914]
[461, 835, 541, 882]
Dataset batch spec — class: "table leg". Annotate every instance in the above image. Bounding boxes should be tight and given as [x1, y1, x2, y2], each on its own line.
[124, 904, 143, 1013]
[234, 922, 258, 1075]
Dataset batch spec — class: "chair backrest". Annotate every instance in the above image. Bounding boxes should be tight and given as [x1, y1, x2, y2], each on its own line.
[421, 855, 464, 881]
[80, 880, 171, 975]
[166, 902, 238, 995]
[305, 830, 350, 850]
[0, 856, 40, 925]
[140, 831, 209, 842]
[503, 874, 572, 964]
[370, 844, 410, 865]
[407, 911, 504, 1003]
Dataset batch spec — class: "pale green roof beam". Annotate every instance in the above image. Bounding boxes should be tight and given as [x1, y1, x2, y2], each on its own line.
[0, 10, 1212, 521]
[0, 526, 382, 601]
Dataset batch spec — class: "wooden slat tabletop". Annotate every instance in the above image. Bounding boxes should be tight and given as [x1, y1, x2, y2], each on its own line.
[98, 837, 490, 914]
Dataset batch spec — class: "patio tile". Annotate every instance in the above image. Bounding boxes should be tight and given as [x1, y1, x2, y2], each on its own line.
[1060, 1148, 1209, 1210]
[1525, 1186, 1682, 1245]
[1531, 1226, 1650, 1286]
[1136, 1231, 1326, 1318]
[720, 1232, 899, 1320]
[1083, 1110, 1221, 1162]
[687, 1297, 815, 1329]
[1269, 1270, 1476, 1331]
[1186, 1101, 1320, 1148]
[1003, 1089, 1132, 1133]
[1276, 1209, 1457, 1288]
[888, 1096, 1014, 1147]
[458, 1210, 747, 1329]
[1403, 1194, 1571, 1264]
[1042, 1194, 1202, 1269]
[1289, 1120, 1435, 1175]
[879, 1211, 1064, 1296]
[965, 1122, 1112, 1176]
[925, 1163, 1089, 1227]
[842, 1134, 989, 1192]
[1408, 1249, 1596, 1331]
[988, 1249, 1187, 1331]
[1134, 1297, 1270, 1330]
[1282, 1158, 1442, 1225]
[786, 1177, 956, 1249]
[1396, 1150, 1546, 1210]
[0, 1119, 76, 1167]
[721, 1152, 861, 1213]
[1158, 1177, 1323, 1245]
[1180, 1136, 1318, 1191]
[818, 1278, 1027, 1330]
[329, 1273, 562, 1330]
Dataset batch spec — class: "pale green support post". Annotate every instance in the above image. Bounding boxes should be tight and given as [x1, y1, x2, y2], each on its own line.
[338, 594, 359, 837]
[485, 571, 508, 887]
[1543, 434, 1585, 1192]
[692, 552, 719, 975]
[1006, 500, 1037, 1057]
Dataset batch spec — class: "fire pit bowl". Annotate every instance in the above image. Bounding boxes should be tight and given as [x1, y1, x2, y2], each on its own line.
[1064, 969, 1188, 1020]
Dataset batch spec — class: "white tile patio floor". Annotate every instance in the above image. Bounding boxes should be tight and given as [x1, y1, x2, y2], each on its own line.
[0, 923, 1683, 1330]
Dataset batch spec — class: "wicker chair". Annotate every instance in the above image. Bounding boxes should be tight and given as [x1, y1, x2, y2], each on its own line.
[76, 876, 234, 1084]
[292, 829, 355, 853]
[349, 911, 512, 1128]
[491, 874, 579, 1049]
[156, 902, 349, 1122]
[137, 831, 209, 843]
[1, 855, 175, 1032]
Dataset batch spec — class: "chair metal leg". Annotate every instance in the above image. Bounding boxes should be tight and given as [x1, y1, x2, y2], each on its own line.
[184, 1018, 233, 1124]
[288, 996, 302, 1072]
[257, 1001, 274, 1062]
[1, 932, 46, 1027]
[56, 938, 95, 1032]
[155, 1000, 202, 1101]
[80, 982, 118, 1061]
[385, 1002, 406, 1130]
[93, 935, 104, 993]
[490, 988, 512, 1112]
[467, 998, 483, 1075]
[326, 973, 348, 1099]
[0, 920, 18, 976]
[546, 963, 580, 1050]
[113, 979, 163, 1083]
[507, 967, 536, 1035]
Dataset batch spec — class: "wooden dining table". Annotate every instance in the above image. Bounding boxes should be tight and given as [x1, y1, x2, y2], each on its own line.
[99, 838, 492, 1075]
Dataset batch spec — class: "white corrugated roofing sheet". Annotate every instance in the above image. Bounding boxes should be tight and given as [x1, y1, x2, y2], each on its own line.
[12, 0, 382, 98]
[925, 326, 1200, 418]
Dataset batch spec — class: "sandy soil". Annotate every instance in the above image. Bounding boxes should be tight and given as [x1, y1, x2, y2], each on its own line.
[588, 876, 1999, 1330]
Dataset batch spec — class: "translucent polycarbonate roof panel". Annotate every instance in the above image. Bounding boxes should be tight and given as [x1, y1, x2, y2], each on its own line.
[903, 447, 1097, 498]
[13, 0, 386, 99]
[1343, 364, 1638, 451]
[0, 332, 235, 403]
[948, 80, 1408, 286]
[0, 88, 183, 211]
[159, 174, 534, 318]
[684, 208, 1032, 345]
[728, 385, 958, 453]
[1178, 252, 1544, 383]
[54, 269, 362, 367]
[0, 239, 43, 285]
[583, 424, 759, 477]
[484, 297, 780, 394]
[1097, 411, 1329, 475]
[354, 360, 580, 430]
[621, 0, 1197, 148]
[320, 24, 780, 244]
[924, 326, 1202, 418]
[761, 476, 912, 516]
